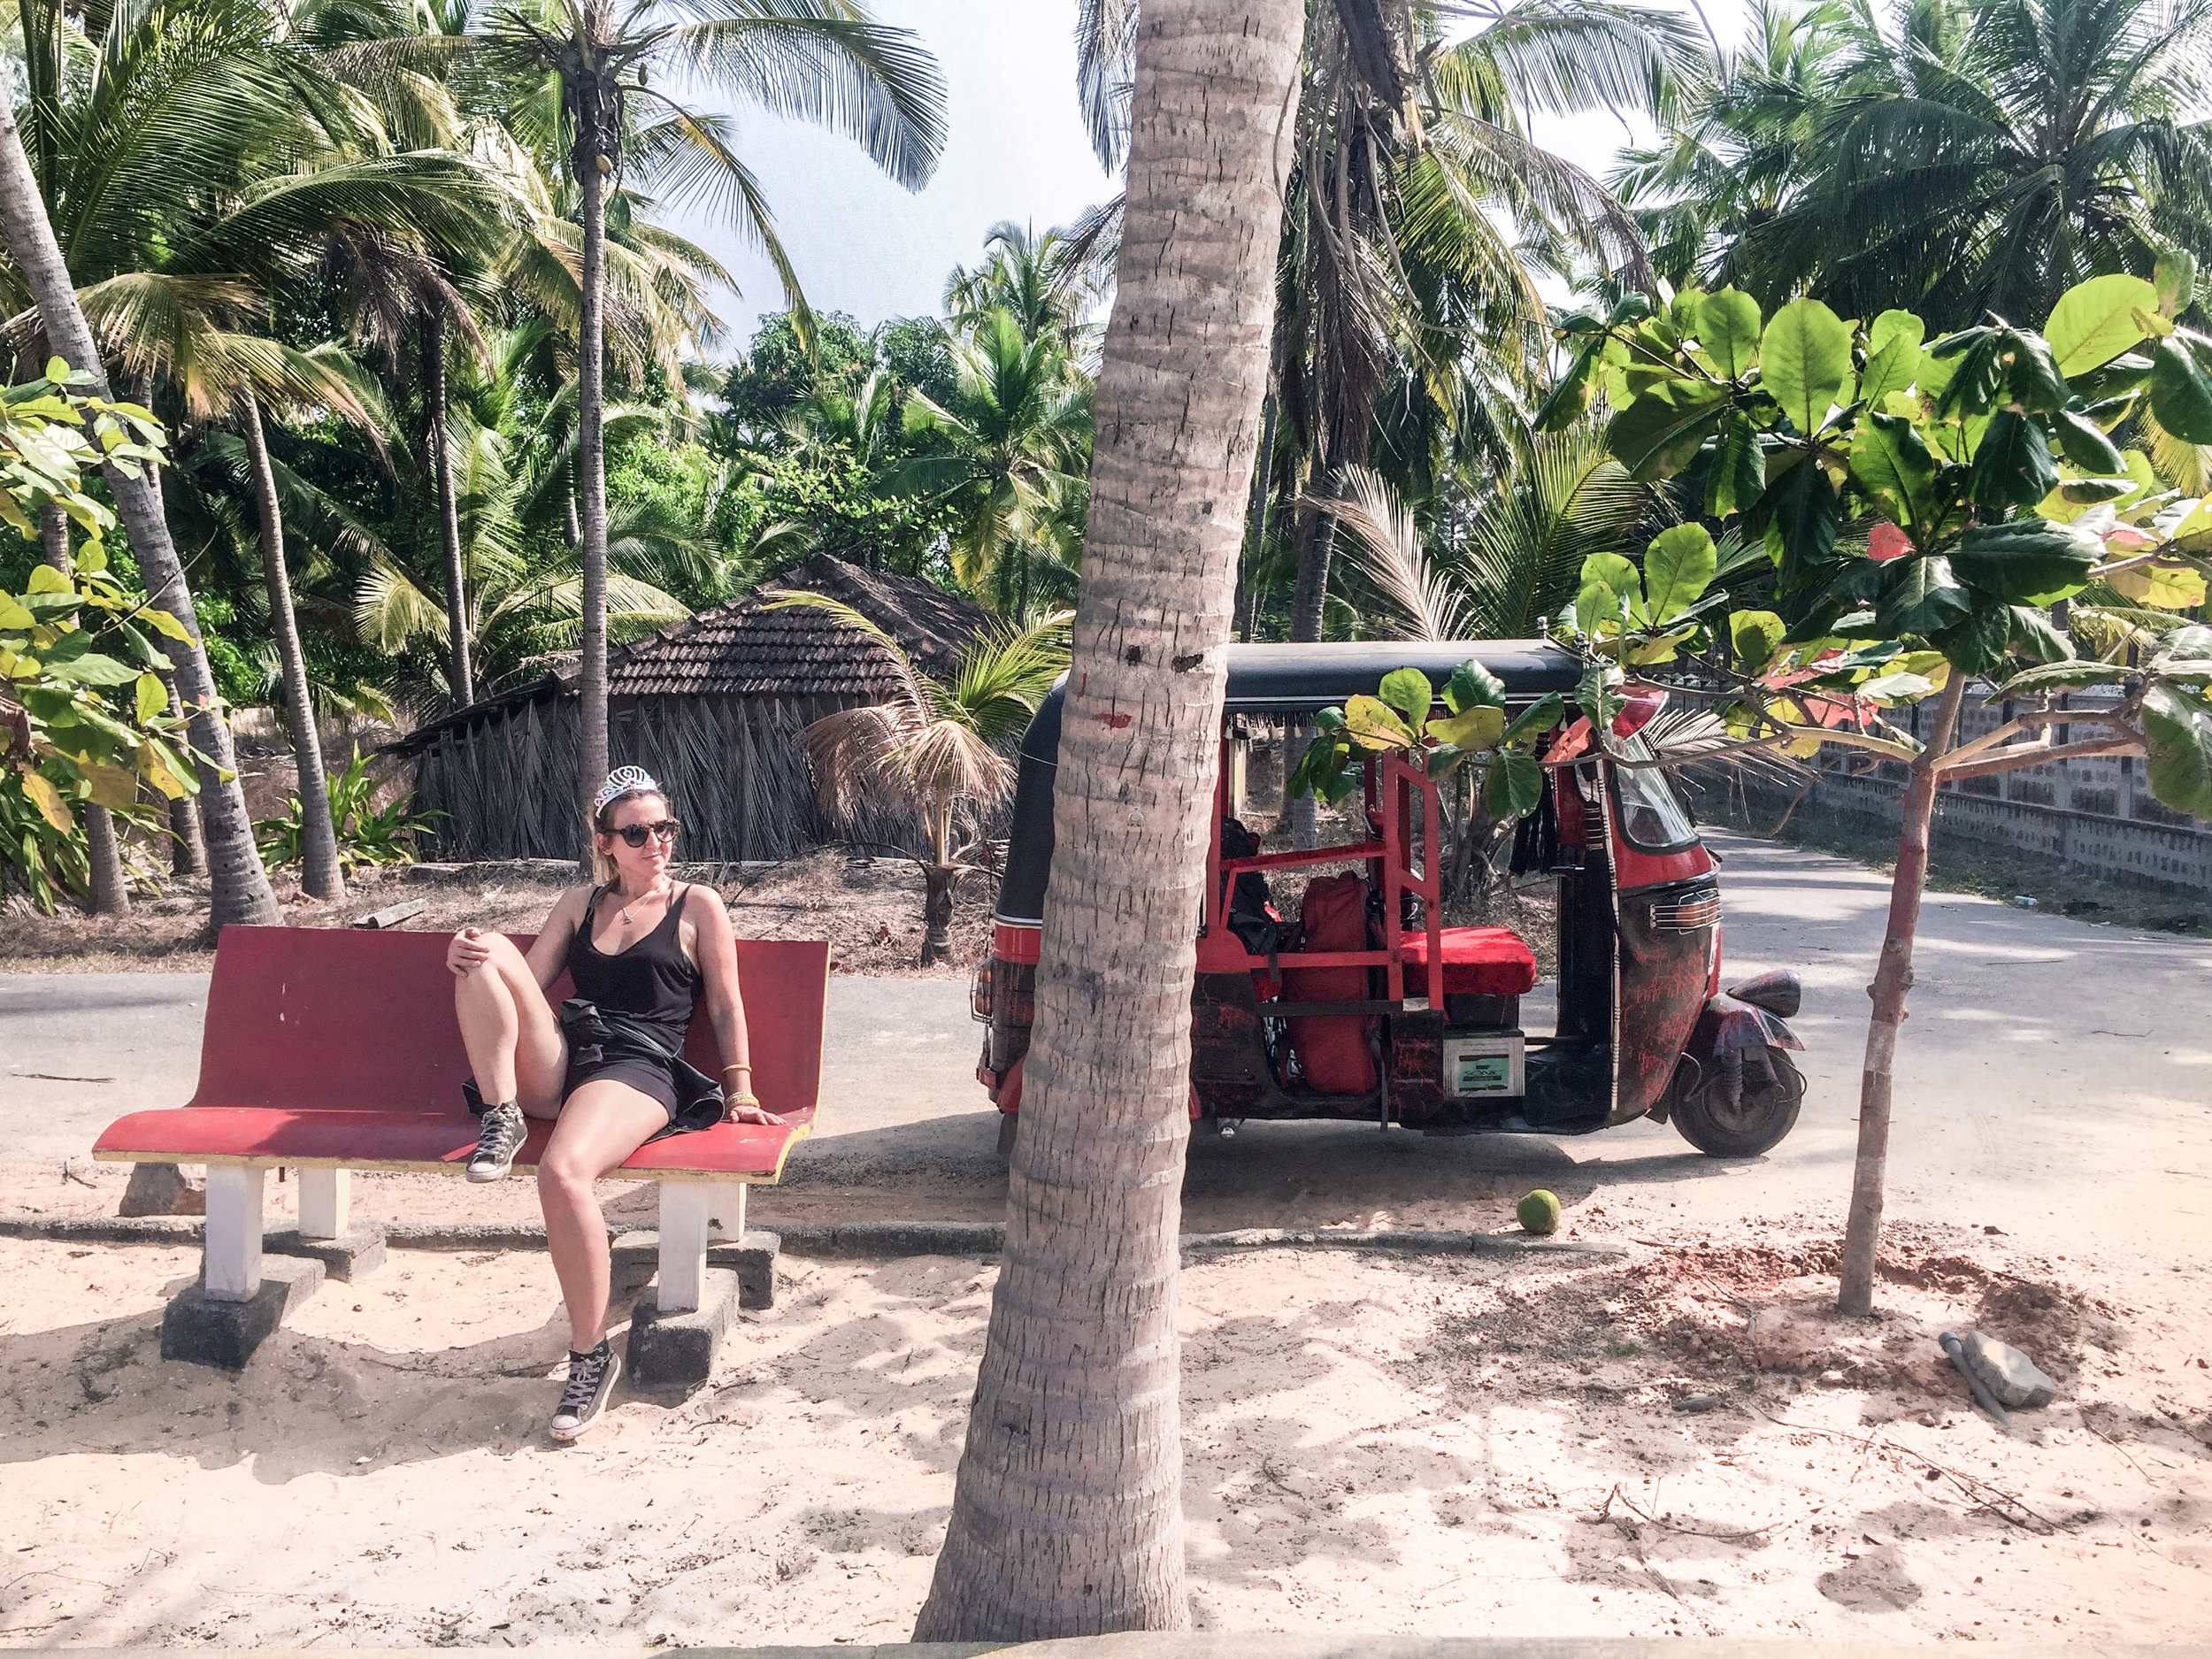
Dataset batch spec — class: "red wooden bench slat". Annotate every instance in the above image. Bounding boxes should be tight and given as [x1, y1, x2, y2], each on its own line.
[90, 1107, 799, 1180]
[90, 926, 827, 1181]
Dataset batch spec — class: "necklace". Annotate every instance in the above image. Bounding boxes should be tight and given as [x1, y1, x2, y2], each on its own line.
[611, 878, 672, 927]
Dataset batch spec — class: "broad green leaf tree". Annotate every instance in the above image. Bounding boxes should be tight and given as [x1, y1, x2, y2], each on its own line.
[0, 364, 206, 912]
[0, 97, 279, 929]
[910, 0, 1304, 1636]
[1560, 267, 2212, 1315]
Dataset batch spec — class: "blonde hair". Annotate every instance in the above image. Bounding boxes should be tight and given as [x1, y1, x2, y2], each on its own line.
[588, 785, 671, 887]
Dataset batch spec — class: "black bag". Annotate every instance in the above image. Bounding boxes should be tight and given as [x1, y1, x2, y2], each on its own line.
[1219, 815, 1290, 957]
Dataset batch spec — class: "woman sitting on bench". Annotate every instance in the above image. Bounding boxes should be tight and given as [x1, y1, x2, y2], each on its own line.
[447, 765, 780, 1441]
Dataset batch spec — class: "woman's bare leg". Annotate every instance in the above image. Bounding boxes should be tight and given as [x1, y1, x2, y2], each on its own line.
[537, 1080, 669, 1349]
[452, 933, 566, 1116]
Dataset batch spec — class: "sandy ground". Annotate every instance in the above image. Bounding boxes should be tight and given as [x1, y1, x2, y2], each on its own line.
[7, 833, 2212, 1642]
[3, 1226, 2209, 1646]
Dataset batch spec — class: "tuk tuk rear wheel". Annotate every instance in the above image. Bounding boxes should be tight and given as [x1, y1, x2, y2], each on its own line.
[1671, 1048, 1804, 1157]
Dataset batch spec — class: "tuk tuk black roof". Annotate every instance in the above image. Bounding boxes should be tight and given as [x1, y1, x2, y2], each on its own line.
[996, 640, 1581, 925]
[1018, 639, 1580, 764]
[1216, 640, 1579, 715]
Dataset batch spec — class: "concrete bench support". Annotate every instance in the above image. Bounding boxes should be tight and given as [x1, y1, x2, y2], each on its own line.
[169, 1164, 327, 1371]
[656, 1180, 746, 1315]
[203, 1165, 265, 1302]
[264, 1165, 388, 1282]
[298, 1167, 349, 1239]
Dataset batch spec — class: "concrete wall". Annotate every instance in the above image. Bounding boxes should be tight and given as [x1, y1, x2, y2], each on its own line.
[1701, 685, 2212, 899]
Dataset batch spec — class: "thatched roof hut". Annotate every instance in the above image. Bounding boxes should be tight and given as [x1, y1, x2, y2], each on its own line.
[388, 555, 991, 863]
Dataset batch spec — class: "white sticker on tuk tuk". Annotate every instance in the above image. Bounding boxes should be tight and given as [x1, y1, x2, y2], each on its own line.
[1443, 1032, 1525, 1097]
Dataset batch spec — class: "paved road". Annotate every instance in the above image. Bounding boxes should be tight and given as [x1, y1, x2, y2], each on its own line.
[7, 833, 2209, 1253]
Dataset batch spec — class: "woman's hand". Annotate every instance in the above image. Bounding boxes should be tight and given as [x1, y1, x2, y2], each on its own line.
[722, 1092, 783, 1126]
[447, 926, 494, 977]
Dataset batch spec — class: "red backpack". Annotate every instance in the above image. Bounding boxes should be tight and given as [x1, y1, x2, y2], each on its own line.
[1281, 873, 1378, 1094]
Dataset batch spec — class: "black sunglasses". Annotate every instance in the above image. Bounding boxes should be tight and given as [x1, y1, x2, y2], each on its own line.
[611, 819, 681, 848]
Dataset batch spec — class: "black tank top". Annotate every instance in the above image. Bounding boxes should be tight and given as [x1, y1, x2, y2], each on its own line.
[567, 884, 702, 1042]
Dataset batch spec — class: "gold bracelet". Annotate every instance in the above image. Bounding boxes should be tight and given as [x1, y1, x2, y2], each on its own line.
[721, 1063, 752, 1075]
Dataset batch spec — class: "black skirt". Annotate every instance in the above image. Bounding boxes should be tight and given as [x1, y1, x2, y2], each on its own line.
[464, 999, 722, 1141]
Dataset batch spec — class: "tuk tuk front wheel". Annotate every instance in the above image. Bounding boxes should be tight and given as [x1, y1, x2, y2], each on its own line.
[1670, 1048, 1805, 1158]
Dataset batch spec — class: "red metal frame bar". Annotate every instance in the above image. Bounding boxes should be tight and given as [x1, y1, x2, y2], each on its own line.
[1211, 740, 1448, 1005]
[1220, 840, 1386, 875]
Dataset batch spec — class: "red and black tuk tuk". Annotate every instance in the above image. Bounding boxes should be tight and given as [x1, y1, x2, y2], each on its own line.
[973, 641, 1806, 1156]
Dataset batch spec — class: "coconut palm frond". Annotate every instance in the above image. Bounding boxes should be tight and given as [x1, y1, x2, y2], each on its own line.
[1609, 704, 1813, 780]
[652, 4, 949, 191]
[933, 609, 1073, 745]
[891, 717, 1015, 809]
[1073, 0, 1139, 171]
[356, 555, 450, 651]
[1326, 465, 1479, 642]
[796, 701, 917, 819]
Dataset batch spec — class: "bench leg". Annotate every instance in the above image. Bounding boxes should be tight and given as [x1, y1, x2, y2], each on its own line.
[203, 1165, 265, 1302]
[710, 1182, 747, 1243]
[296, 1167, 349, 1240]
[657, 1183, 709, 1315]
[657, 1181, 745, 1314]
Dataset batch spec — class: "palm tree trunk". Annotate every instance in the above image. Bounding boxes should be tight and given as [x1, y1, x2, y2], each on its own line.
[134, 371, 206, 878]
[1836, 670, 1967, 1316]
[1234, 385, 1279, 642]
[40, 500, 130, 915]
[573, 72, 613, 875]
[426, 310, 473, 706]
[239, 386, 345, 902]
[0, 100, 279, 932]
[160, 670, 207, 876]
[918, 863, 957, 965]
[1286, 434, 1353, 847]
[912, 0, 1303, 1639]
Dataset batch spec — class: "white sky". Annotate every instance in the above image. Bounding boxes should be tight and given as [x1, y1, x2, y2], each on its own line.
[681, 0, 1756, 355]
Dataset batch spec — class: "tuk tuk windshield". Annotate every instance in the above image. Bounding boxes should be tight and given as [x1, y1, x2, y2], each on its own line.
[1612, 739, 1699, 851]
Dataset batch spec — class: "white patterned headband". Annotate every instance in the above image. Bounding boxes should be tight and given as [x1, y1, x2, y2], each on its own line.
[593, 765, 661, 815]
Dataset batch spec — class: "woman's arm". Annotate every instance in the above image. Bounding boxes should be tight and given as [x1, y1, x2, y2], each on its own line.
[687, 887, 779, 1125]
[523, 888, 587, 988]
[445, 887, 587, 989]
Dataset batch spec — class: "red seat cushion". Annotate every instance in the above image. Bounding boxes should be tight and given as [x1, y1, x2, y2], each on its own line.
[1400, 926, 1538, 998]
[92, 1107, 803, 1182]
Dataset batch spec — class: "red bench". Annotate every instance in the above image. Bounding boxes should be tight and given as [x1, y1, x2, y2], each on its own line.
[94, 926, 827, 1325]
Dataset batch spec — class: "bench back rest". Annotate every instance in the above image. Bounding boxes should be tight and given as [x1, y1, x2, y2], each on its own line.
[186, 926, 828, 1125]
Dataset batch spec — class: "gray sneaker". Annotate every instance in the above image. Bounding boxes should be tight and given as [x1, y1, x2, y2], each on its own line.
[549, 1341, 619, 1441]
[465, 1102, 526, 1182]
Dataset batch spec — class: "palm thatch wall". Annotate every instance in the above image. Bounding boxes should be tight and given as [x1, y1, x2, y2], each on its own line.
[388, 555, 991, 864]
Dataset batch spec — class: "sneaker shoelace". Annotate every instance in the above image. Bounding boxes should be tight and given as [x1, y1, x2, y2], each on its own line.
[559, 1347, 611, 1417]
[474, 1105, 524, 1162]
